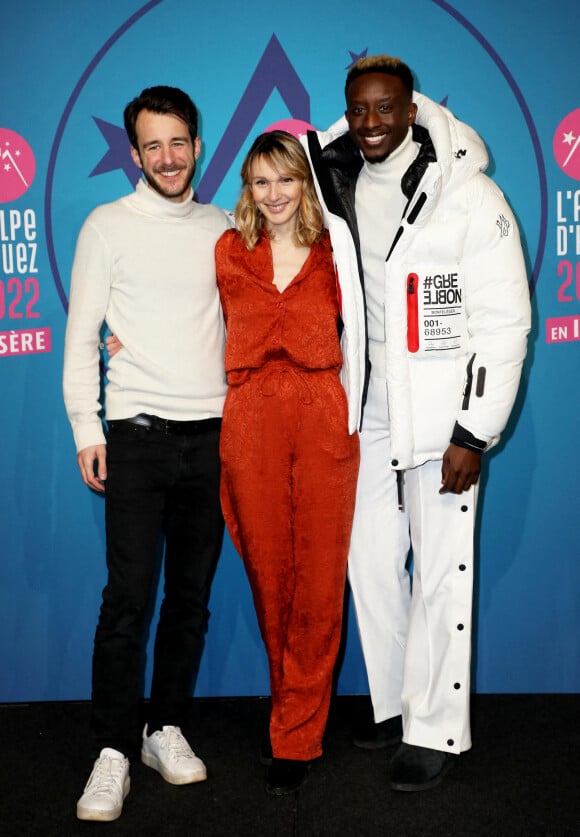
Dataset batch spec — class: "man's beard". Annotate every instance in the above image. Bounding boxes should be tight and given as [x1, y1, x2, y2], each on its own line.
[141, 159, 196, 201]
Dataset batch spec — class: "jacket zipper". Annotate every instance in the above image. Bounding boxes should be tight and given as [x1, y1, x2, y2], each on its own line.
[407, 272, 419, 353]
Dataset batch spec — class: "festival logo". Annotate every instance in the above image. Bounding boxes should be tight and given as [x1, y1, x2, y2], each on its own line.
[0, 129, 36, 203]
[46, 1, 544, 315]
[0, 128, 47, 358]
[553, 109, 580, 181]
[547, 108, 580, 344]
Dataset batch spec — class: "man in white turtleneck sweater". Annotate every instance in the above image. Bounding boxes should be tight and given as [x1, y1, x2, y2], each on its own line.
[304, 56, 530, 791]
[63, 86, 231, 822]
[355, 127, 420, 370]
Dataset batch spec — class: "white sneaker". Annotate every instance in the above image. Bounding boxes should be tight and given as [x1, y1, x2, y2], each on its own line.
[76, 748, 130, 822]
[141, 725, 207, 785]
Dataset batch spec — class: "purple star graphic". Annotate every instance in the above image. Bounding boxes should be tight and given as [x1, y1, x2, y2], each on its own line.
[196, 34, 310, 203]
[89, 117, 139, 187]
[346, 49, 368, 69]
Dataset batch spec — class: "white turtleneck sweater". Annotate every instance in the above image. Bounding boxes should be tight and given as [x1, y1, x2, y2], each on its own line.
[63, 179, 231, 452]
[355, 128, 420, 354]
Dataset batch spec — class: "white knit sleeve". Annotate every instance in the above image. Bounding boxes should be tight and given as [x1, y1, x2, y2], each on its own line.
[62, 217, 112, 452]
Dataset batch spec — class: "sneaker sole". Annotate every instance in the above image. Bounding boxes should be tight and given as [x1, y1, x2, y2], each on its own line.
[76, 777, 130, 821]
[141, 750, 207, 785]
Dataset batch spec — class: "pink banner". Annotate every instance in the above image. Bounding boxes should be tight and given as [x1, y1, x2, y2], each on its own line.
[545, 315, 580, 343]
[0, 326, 52, 356]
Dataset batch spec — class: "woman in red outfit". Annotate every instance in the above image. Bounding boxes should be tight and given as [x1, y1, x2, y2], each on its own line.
[215, 131, 359, 795]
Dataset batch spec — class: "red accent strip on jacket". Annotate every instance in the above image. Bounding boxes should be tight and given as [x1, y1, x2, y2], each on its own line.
[335, 264, 343, 316]
[407, 272, 419, 353]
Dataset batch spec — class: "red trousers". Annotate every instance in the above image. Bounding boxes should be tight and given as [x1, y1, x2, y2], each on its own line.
[220, 362, 359, 760]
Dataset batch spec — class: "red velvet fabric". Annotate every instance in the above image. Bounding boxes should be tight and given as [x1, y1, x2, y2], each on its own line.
[216, 230, 359, 759]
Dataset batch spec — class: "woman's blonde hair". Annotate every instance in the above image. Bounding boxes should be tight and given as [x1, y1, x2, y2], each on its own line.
[235, 130, 324, 250]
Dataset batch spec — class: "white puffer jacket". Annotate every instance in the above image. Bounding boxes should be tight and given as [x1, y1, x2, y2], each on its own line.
[303, 93, 531, 468]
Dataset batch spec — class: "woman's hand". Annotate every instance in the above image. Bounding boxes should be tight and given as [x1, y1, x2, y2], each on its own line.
[105, 334, 123, 357]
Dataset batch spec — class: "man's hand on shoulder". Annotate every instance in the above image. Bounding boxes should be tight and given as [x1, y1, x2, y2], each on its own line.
[77, 445, 107, 492]
[439, 443, 481, 495]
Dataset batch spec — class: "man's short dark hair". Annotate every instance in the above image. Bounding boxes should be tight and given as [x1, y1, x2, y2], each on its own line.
[345, 55, 414, 100]
[123, 85, 198, 149]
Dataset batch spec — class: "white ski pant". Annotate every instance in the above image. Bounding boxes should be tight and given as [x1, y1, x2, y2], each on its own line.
[348, 374, 476, 754]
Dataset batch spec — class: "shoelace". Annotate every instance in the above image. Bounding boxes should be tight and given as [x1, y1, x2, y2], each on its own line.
[87, 757, 125, 797]
[161, 729, 194, 760]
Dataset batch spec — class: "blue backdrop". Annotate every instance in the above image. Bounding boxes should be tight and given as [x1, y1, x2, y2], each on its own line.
[1, 0, 578, 702]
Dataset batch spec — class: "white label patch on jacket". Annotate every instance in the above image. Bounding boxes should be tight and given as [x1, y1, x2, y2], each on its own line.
[407, 269, 467, 355]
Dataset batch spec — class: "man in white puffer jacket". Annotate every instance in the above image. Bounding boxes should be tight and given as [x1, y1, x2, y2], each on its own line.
[303, 54, 531, 791]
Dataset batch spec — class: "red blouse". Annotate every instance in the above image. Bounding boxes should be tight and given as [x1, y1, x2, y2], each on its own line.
[215, 229, 342, 380]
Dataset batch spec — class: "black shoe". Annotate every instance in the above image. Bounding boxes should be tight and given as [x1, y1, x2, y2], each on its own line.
[390, 743, 455, 791]
[352, 715, 403, 750]
[266, 758, 310, 796]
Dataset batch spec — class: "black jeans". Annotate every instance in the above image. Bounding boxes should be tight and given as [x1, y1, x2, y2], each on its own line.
[90, 418, 224, 759]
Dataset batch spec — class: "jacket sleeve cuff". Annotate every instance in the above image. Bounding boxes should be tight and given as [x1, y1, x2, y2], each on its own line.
[450, 422, 486, 453]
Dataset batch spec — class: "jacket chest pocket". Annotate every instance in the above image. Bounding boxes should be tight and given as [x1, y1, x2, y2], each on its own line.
[406, 267, 467, 356]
